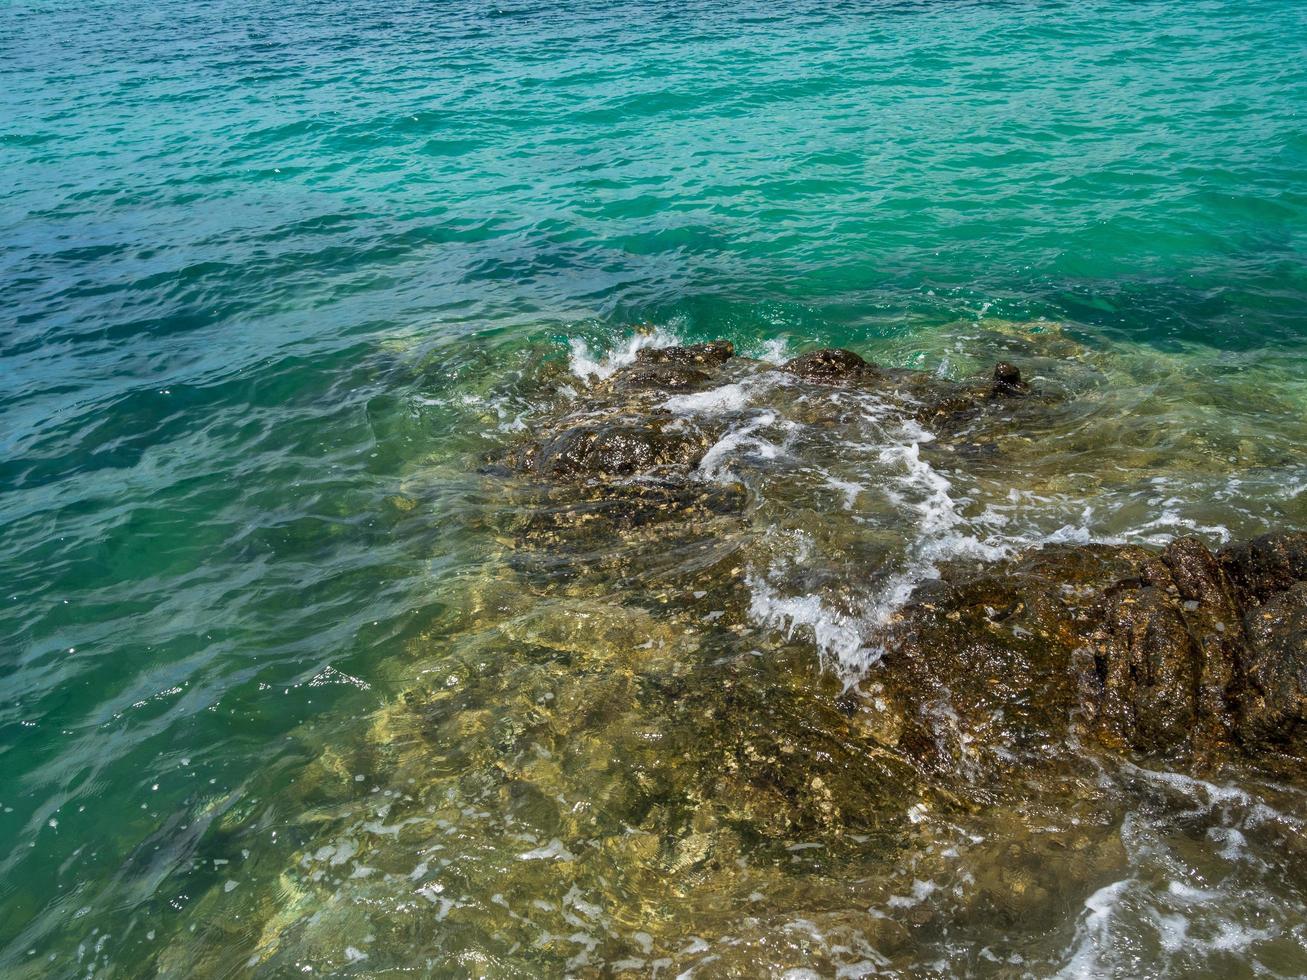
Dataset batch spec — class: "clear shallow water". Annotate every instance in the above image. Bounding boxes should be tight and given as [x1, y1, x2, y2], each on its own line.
[3, 0, 1307, 975]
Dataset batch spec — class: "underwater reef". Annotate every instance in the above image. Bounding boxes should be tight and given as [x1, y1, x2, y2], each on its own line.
[500, 340, 1307, 768]
[143, 332, 1307, 977]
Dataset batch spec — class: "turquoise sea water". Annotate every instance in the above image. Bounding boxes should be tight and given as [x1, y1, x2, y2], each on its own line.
[4, 0, 1307, 975]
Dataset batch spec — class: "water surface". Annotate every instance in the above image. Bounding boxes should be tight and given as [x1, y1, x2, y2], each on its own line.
[3, 0, 1307, 974]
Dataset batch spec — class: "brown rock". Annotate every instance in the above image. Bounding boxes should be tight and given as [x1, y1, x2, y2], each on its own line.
[607, 362, 712, 391]
[635, 340, 735, 367]
[1238, 582, 1307, 752]
[782, 349, 876, 382]
[990, 361, 1030, 397]
[879, 534, 1307, 762]
[1220, 532, 1307, 607]
[515, 417, 710, 478]
[1090, 586, 1200, 755]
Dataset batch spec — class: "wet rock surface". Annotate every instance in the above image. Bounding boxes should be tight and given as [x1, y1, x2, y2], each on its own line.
[1240, 581, 1307, 752]
[1222, 531, 1307, 607]
[634, 339, 735, 366]
[782, 346, 876, 381]
[508, 415, 712, 478]
[882, 534, 1307, 764]
[499, 341, 1050, 485]
[606, 360, 712, 391]
[991, 360, 1030, 396]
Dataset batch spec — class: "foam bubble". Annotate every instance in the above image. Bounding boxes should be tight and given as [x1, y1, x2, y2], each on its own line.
[746, 573, 880, 677]
[756, 338, 791, 364]
[1054, 879, 1130, 978]
[697, 410, 790, 482]
[567, 327, 682, 382]
[663, 383, 750, 416]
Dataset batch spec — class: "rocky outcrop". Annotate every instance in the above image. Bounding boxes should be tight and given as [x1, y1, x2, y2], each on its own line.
[607, 362, 713, 391]
[501, 344, 1033, 483]
[495, 340, 1307, 764]
[1221, 532, 1307, 607]
[878, 533, 1307, 764]
[782, 348, 876, 382]
[1240, 584, 1307, 749]
[635, 340, 735, 366]
[991, 361, 1030, 397]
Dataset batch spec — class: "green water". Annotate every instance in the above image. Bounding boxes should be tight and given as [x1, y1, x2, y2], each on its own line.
[3, 0, 1307, 974]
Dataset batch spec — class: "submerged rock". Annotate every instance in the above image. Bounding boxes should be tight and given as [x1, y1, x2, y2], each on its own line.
[495, 340, 1307, 763]
[159, 332, 1307, 979]
[510, 415, 711, 478]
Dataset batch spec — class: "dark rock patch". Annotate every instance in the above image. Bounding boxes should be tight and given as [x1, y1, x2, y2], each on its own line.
[782, 348, 876, 382]
[877, 534, 1307, 764]
[606, 362, 713, 392]
[991, 361, 1030, 397]
[511, 416, 711, 478]
[1221, 532, 1307, 608]
[1239, 582, 1307, 752]
[1091, 583, 1203, 755]
[636, 340, 735, 367]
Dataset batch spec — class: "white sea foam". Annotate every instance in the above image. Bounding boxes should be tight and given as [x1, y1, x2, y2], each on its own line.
[1050, 760, 1306, 979]
[1054, 879, 1131, 978]
[519, 839, 576, 862]
[756, 337, 791, 364]
[565, 330, 1281, 694]
[567, 327, 682, 382]
[663, 383, 750, 415]
[697, 410, 790, 482]
[886, 879, 938, 909]
[738, 396, 1138, 683]
[747, 574, 879, 677]
[738, 405, 1018, 680]
[1122, 763, 1304, 836]
[825, 476, 864, 509]
[1056, 871, 1288, 976]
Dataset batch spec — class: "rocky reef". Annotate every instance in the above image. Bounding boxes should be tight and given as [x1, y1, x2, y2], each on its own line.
[498, 339, 1307, 767]
[154, 334, 1307, 978]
